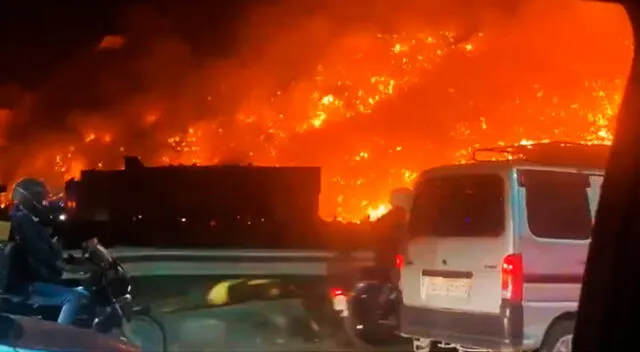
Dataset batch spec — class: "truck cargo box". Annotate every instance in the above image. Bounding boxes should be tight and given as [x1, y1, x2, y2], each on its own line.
[64, 157, 322, 248]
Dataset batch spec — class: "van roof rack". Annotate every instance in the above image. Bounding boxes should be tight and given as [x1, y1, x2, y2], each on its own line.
[471, 141, 611, 169]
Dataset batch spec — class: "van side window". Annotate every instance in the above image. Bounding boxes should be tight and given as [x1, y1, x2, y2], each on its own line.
[519, 170, 592, 241]
[408, 173, 505, 237]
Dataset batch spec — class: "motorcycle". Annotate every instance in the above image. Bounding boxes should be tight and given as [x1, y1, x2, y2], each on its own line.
[333, 280, 406, 349]
[0, 238, 167, 351]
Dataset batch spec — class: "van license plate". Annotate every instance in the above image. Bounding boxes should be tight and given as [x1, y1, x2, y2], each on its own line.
[332, 295, 348, 317]
[421, 276, 471, 299]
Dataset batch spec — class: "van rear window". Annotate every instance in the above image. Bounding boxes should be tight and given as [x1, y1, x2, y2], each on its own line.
[519, 170, 592, 241]
[408, 174, 505, 237]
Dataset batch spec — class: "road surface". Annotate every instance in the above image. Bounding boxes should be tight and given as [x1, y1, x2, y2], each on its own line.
[127, 298, 411, 351]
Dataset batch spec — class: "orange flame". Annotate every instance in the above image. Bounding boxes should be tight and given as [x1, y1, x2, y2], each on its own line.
[0, 2, 630, 222]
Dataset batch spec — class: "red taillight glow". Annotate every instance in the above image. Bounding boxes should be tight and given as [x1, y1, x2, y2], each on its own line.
[330, 287, 344, 297]
[501, 253, 523, 302]
[394, 254, 405, 269]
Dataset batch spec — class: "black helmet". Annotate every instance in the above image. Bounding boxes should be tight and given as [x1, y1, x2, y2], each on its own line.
[12, 178, 52, 221]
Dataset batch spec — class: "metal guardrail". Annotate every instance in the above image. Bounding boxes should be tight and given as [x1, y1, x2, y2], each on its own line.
[66, 247, 375, 277]
[108, 247, 374, 259]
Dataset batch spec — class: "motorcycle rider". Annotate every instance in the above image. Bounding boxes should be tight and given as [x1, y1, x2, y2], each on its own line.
[371, 187, 412, 320]
[5, 178, 91, 325]
[372, 187, 412, 281]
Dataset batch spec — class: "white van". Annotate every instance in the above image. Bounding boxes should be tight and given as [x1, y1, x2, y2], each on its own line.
[398, 143, 606, 352]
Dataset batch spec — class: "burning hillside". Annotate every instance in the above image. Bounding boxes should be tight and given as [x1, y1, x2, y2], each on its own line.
[0, 0, 632, 222]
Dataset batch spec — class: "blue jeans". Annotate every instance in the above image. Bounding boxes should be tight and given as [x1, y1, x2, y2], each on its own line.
[28, 282, 90, 325]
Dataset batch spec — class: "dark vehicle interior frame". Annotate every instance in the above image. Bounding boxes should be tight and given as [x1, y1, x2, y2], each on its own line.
[574, 0, 640, 350]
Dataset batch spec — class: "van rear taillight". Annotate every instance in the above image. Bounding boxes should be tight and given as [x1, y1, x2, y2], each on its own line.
[501, 253, 523, 302]
[329, 287, 345, 297]
[394, 254, 405, 269]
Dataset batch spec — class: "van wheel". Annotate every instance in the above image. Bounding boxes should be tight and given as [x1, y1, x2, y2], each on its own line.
[540, 319, 574, 352]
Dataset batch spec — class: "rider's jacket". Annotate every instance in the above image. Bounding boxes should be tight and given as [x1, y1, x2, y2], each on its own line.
[6, 207, 63, 293]
[372, 206, 408, 272]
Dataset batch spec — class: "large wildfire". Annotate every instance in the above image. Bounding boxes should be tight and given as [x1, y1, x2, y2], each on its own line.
[0, 0, 632, 222]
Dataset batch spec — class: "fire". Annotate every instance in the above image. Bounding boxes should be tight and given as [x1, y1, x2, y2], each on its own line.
[367, 204, 392, 221]
[0, 1, 631, 222]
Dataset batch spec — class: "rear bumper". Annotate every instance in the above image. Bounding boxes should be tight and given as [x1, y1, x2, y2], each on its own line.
[399, 301, 523, 351]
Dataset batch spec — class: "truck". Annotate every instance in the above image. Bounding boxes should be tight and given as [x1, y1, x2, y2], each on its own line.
[63, 156, 323, 248]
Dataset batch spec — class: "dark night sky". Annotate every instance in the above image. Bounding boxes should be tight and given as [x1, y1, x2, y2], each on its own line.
[0, 0, 247, 89]
[0, 0, 513, 90]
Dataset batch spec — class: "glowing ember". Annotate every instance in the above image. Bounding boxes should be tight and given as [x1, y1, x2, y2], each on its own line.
[0, 1, 631, 222]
